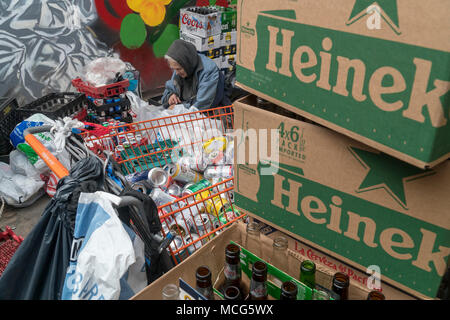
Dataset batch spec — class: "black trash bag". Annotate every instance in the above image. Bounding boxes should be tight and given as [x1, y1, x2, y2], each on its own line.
[116, 188, 174, 284]
[0, 157, 105, 300]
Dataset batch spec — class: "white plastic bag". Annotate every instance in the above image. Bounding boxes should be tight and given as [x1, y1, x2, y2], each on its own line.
[9, 150, 41, 180]
[61, 192, 147, 300]
[0, 162, 45, 205]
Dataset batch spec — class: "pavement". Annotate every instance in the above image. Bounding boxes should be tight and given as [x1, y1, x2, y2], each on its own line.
[0, 194, 51, 239]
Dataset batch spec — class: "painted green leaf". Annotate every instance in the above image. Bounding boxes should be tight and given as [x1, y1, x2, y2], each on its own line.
[120, 13, 147, 49]
[152, 23, 179, 58]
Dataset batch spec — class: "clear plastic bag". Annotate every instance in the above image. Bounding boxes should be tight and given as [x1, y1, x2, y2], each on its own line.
[82, 57, 127, 87]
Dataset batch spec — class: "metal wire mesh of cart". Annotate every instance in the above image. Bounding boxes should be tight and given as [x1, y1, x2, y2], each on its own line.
[159, 177, 244, 265]
[81, 106, 243, 264]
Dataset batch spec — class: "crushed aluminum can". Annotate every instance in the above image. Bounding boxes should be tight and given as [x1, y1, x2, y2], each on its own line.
[178, 154, 209, 173]
[193, 213, 214, 243]
[147, 167, 169, 188]
[168, 236, 189, 264]
[204, 165, 233, 180]
[184, 233, 202, 255]
[164, 163, 203, 184]
[125, 169, 151, 184]
[182, 179, 212, 197]
[150, 187, 177, 207]
[167, 183, 183, 197]
[205, 195, 231, 217]
[170, 213, 195, 237]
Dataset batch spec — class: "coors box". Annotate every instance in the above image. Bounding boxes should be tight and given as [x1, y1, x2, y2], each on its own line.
[179, 7, 222, 38]
[233, 95, 450, 299]
[236, 0, 450, 169]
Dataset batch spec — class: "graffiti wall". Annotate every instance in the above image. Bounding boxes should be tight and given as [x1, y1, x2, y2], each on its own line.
[0, 0, 195, 106]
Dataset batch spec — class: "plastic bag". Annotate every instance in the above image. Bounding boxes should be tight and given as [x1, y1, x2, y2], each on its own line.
[61, 191, 147, 300]
[125, 91, 223, 155]
[82, 57, 127, 87]
[0, 162, 44, 205]
[10, 113, 56, 174]
[9, 150, 41, 180]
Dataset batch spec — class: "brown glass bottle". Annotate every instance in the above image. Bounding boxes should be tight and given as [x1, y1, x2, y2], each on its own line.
[196, 266, 215, 300]
[280, 281, 298, 300]
[249, 261, 268, 300]
[224, 285, 243, 300]
[331, 272, 350, 300]
[224, 243, 241, 289]
[367, 290, 385, 300]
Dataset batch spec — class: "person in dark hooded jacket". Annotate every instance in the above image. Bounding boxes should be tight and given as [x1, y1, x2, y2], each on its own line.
[161, 39, 231, 110]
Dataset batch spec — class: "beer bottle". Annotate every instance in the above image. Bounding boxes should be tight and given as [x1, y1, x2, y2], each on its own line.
[245, 221, 262, 258]
[249, 261, 268, 300]
[224, 243, 242, 290]
[224, 285, 243, 300]
[196, 266, 215, 300]
[367, 290, 385, 300]
[299, 260, 316, 290]
[331, 272, 350, 300]
[280, 281, 298, 300]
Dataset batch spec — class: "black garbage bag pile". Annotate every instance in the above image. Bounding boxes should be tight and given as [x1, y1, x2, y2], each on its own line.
[0, 157, 104, 300]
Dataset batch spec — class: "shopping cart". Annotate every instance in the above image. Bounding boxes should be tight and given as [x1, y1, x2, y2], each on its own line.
[22, 122, 172, 263]
[81, 105, 244, 265]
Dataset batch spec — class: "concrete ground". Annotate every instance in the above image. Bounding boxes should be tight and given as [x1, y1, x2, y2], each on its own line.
[1, 194, 51, 239]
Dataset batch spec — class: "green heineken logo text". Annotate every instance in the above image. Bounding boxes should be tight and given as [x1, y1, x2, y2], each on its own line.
[265, 27, 449, 128]
[237, 10, 450, 163]
[236, 160, 450, 297]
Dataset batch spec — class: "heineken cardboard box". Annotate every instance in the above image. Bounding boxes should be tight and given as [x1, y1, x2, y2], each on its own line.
[131, 221, 381, 300]
[233, 95, 450, 300]
[235, 0, 450, 169]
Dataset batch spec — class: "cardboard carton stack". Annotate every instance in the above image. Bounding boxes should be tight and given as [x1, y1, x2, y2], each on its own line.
[179, 4, 237, 74]
[233, 0, 450, 300]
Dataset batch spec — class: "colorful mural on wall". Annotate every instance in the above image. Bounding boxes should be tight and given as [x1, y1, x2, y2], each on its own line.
[90, 0, 196, 95]
[0, 0, 198, 106]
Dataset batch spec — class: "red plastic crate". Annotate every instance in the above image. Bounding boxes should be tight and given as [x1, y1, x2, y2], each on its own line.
[72, 78, 130, 99]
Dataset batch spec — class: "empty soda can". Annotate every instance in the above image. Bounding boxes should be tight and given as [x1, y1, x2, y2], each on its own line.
[147, 167, 169, 188]
[194, 214, 213, 238]
[168, 236, 189, 264]
[184, 233, 202, 255]
[167, 183, 183, 197]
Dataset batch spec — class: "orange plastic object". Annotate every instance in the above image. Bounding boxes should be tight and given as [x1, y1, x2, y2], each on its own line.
[24, 134, 69, 179]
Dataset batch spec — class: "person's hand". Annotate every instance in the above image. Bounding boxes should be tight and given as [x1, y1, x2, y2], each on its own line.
[168, 94, 181, 105]
[168, 104, 175, 110]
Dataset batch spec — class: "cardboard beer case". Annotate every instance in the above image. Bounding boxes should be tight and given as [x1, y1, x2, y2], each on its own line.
[179, 30, 222, 53]
[233, 95, 450, 300]
[254, 218, 416, 300]
[131, 221, 388, 300]
[179, 7, 222, 38]
[235, 0, 450, 169]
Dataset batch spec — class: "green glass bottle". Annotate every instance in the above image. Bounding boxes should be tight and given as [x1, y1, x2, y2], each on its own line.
[299, 260, 316, 290]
